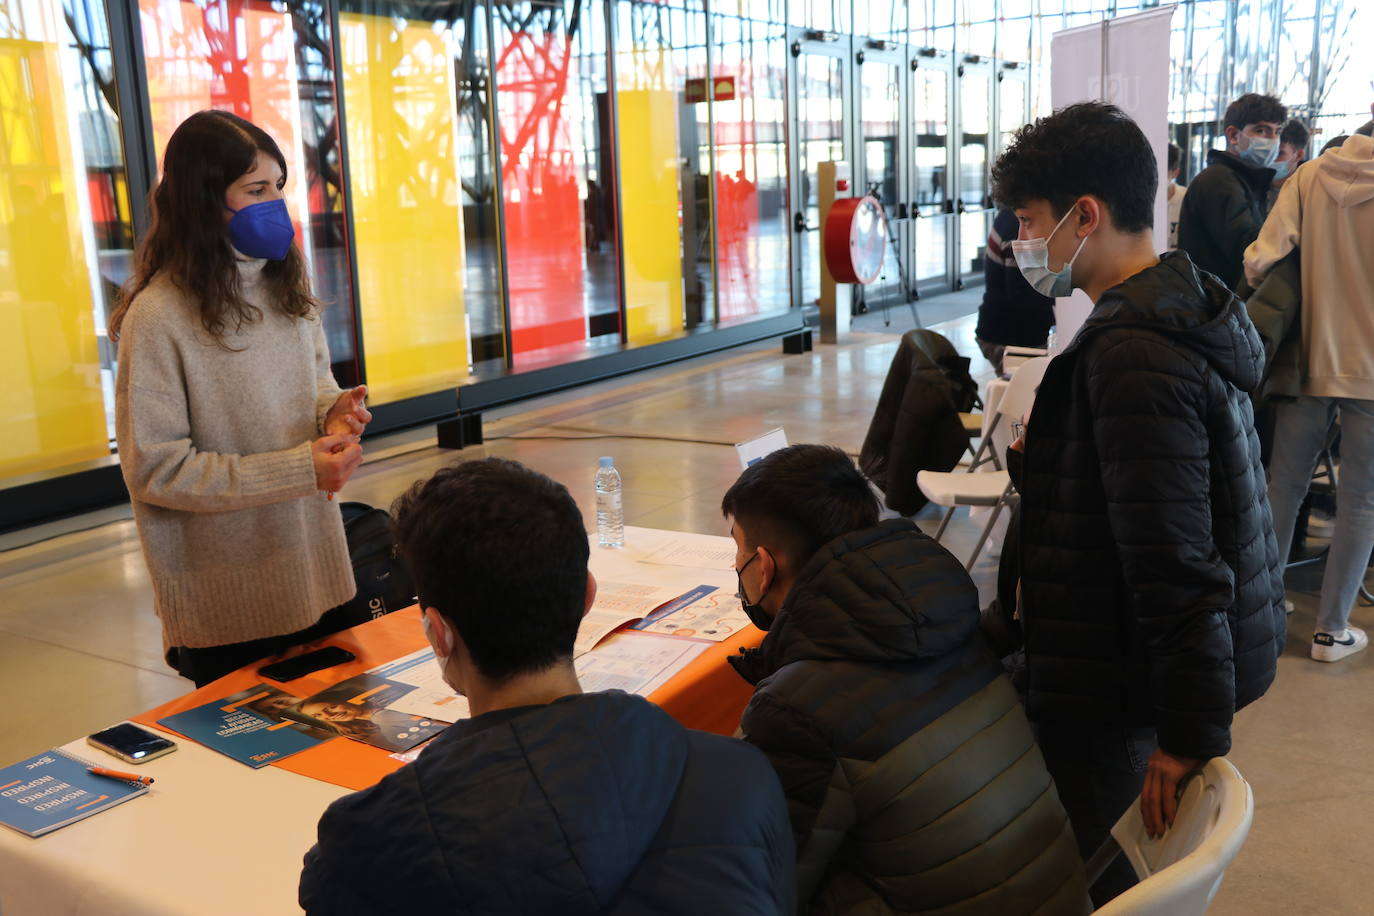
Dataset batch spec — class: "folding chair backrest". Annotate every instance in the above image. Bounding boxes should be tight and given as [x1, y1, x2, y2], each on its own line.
[1095, 758, 1254, 916]
[998, 356, 1051, 427]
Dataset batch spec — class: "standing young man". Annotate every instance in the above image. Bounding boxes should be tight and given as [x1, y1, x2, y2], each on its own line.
[300, 458, 795, 915]
[991, 102, 1285, 904]
[1178, 92, 1286, 290]
[1246, 132, 1374, 662]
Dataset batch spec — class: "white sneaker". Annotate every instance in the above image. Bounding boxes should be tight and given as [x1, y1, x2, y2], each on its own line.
[1284, 599, 1295, 615]
[1311, 627, 1368, 663]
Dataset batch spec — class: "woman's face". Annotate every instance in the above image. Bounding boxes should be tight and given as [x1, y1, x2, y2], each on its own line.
[305, 701, 367, 724]
[224, 150, 285, 218]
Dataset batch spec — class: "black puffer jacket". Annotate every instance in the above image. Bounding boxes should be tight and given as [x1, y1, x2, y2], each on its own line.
[733, 520, 1090, 915]
[1177, 149, 1276, 291]
[299, 692, 795, 914]
[1018, 250, 1285, 761]
[860, 330, 977, 515]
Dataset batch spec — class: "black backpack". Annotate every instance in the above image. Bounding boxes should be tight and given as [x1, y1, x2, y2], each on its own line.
[316, 502, 417, 636]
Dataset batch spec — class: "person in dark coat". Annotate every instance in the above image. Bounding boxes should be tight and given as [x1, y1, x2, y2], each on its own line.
[299, 458, 795, 915]
[990, 102, 1285, 905]
[723, 445, 1091, 915]
[1177, 92, 1286, 291]
[976, 207, 1056, 373]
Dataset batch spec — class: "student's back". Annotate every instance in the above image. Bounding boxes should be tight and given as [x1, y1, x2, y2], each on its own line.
[731, 520, 1090, 914]
[300, 691, 795, 914]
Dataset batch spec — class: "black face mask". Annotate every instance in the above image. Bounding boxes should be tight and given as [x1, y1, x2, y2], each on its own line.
[735, 553, 774, 631]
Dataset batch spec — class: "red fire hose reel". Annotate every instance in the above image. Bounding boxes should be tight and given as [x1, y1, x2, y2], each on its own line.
[823, 195, 889, 285]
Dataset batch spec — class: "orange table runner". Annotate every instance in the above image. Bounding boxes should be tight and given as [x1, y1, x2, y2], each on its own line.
[135, 607, 763, 791]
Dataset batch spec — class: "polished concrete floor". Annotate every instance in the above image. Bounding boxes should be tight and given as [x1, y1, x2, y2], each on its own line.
[0, 297, 1367, 913]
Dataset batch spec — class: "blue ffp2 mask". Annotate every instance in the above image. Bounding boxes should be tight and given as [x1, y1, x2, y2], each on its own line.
[227, 199, 295, 261]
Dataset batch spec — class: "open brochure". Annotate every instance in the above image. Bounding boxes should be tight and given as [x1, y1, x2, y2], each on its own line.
[574, 580, 690, 656]
[157, 684, 334, 767]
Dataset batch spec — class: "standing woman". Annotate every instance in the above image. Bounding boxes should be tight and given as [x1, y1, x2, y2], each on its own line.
[112, 110, 371, 686]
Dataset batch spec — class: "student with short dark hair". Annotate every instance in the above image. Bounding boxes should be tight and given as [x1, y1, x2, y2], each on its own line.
[723, 444, 1090, 915]
[991, 101, 1284, 904]
[300, 458, 796, 915]
[1178, 92, 1287, 289]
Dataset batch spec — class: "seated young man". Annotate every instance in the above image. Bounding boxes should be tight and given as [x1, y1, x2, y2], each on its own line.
[300, 458, 795, 915]
[723, 445, 1089, 915]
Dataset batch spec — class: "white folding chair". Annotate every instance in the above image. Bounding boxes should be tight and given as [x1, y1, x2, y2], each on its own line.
[1088, 758, 1254, 915]
[917, 357, 1050, 569]
[1001, 344, 1049, 376]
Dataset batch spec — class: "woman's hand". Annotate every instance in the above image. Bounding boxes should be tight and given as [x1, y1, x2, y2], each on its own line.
[313, 434, 363, 493]
[324, 386, 372, 438]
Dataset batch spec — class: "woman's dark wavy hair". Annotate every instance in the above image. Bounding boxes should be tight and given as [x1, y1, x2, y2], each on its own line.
[110, 110, 316, 343]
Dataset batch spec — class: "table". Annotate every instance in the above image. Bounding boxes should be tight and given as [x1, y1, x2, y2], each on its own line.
[0, 527, 761, 915]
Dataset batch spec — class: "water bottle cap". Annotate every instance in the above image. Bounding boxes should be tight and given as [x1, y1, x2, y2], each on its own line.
[599, 456, 614, 468]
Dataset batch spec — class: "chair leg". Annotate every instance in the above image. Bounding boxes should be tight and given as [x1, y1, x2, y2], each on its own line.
[967, 414, 1002, 473]
[933, 506, 956, 542]
[965, 485, 1013, 571]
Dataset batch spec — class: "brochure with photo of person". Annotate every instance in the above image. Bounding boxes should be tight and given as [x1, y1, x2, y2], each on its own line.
[286, 673, 451, 753]
[158, 683, 334, 768]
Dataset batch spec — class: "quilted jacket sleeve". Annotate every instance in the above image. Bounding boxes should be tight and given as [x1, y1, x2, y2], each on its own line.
[1086, 331, 1237, 760]
[741, 691, 854, 904]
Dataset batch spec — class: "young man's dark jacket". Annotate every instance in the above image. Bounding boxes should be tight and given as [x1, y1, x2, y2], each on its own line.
[1017, 250, 1285, 761]
[299, 691, 796, 915]
[1177, 149, 1276, 291]
[731, 520, 1090, 915]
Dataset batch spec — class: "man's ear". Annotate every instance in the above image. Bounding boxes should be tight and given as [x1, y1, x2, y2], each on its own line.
[1075, 196, 1105, 237]
[1224, 125, 1241, 147]
[583, 571, 598, 619]
[756, 545, 778, 592]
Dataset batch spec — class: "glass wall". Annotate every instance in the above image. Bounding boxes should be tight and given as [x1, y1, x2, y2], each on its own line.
[493, 0, 620, 371]
[137, 0, 359, 384]
[337, 0, 504, 403]
[710, 1, 790, 324]
[4, 0, 1369, 511]
[0, 0, 128, 479]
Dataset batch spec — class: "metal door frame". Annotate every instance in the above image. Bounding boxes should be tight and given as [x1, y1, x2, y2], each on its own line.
[955, 54, 996, 287]
[910, 47, 957, 295]
[785, 27, 855, 310]
[854, 38, 912, 315]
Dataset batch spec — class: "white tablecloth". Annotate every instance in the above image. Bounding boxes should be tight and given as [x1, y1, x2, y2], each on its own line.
[0, 526, 740, 915]
[0, 735, 347, 915]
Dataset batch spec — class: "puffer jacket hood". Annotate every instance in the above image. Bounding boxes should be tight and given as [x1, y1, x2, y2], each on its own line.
[300, 691, 796, 914]
[1075, 249, 1265, 393]
[749, 519, 980, 678]
[1313, 132, 1374, 208]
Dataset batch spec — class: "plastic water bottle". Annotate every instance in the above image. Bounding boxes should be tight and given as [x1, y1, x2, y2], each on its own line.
[1045, 324, 1059, 355]
[595, 457, 625, 548]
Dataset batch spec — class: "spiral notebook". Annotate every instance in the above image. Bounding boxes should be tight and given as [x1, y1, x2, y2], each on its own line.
[0, 748, 149, 837]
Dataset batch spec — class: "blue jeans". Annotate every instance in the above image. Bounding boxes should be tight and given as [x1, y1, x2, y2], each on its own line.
[1268, 396, 1374, 634]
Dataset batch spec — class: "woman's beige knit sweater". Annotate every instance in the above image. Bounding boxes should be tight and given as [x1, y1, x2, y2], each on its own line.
[115, 258, 355, 649]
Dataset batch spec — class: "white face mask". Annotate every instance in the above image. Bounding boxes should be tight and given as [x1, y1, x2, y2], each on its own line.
[1010, 207, 1089, 298]
[422, 612, 461, 695]
[1238, 134, 1279, 169]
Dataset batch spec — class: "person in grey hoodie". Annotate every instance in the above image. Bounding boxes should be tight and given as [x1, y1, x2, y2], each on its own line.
[1245, 132, 1374, 662]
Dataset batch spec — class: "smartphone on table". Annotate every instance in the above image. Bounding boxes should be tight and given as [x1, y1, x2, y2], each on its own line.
[88, 723, 177, 764]
[258, 646, 356, 682]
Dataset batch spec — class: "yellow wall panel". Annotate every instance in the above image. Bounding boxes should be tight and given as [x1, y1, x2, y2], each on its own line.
[339, 13, 469, 404]
[0, 36, 109, 479]
[617, 55, 685, 346]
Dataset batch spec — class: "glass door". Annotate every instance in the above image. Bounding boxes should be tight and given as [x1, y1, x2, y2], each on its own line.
[855, 40, 909, 315]
[910, 49, 955, 294]
[995, 61, 1031, 157]
[786, 30, 852, 309]
[955, 55, 995, 285]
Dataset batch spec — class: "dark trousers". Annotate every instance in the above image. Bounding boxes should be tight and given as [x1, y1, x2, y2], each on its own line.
[166, 607, 355, 688]
[1036, 722, 1158, 908]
